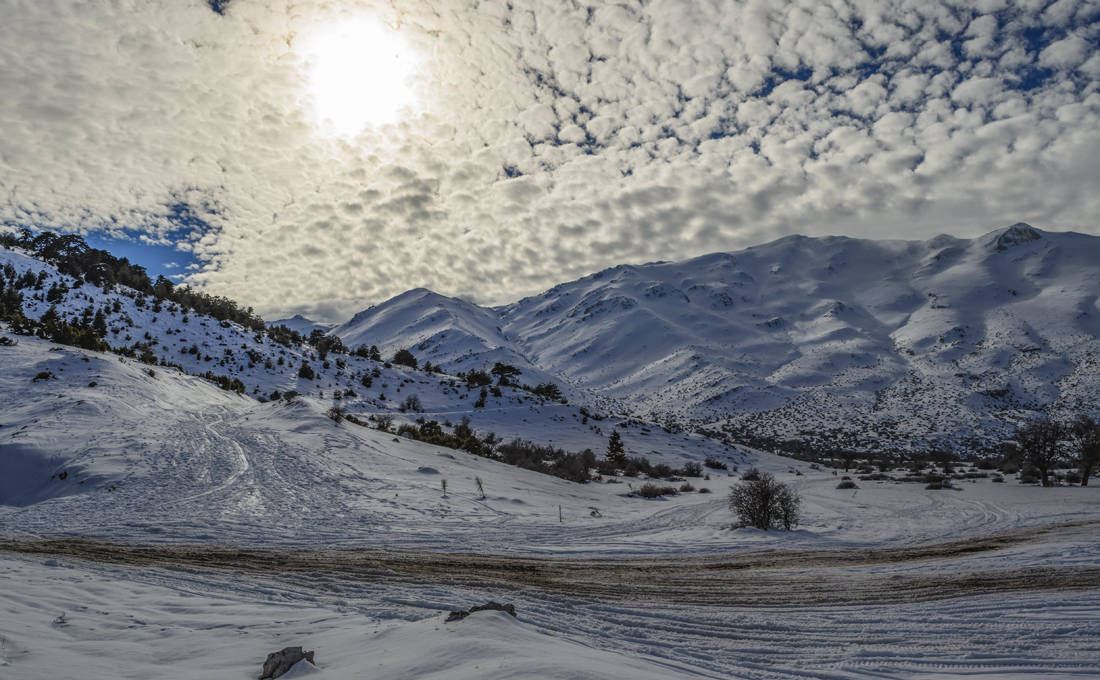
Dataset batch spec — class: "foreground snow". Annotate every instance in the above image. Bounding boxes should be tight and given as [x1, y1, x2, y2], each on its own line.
[2, 550, 1098, 680]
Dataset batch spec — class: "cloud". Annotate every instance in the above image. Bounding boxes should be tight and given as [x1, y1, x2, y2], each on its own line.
[1, 0, 1098, 322]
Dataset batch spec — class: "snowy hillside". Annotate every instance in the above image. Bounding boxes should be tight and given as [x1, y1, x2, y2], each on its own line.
[332, 224, 1100, 455]
[0, 239, 667, 468]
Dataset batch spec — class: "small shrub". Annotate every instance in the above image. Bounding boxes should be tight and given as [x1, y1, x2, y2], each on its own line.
[634, 482, 677, 498]
[1018, 470, 1040, 484]
[991, 474, 1005, 483]
[925, 479, 953, 490]
[679, 481, 695, 492]
[32, 370, 55, 382]
[698, 487, 711, 493]
[740, 467, 762, 481]
[595, 458, 619, 476]
[836, 479, 859, 489]
[681, 461, 703, 477]
[704, 457, 728, 470]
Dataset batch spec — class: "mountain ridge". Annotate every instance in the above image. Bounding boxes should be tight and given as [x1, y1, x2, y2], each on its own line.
[328, 224, 1100, 454]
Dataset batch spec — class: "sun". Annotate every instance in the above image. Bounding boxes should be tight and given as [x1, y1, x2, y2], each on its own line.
[299, 16, 421, 136]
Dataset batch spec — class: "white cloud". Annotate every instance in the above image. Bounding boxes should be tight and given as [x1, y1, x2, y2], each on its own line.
[1039, 34, 1091, 69]
[0, 0, 1098, 322]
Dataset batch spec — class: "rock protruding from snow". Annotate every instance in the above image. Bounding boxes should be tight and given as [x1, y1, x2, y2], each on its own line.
[445, 601, 517, 622]
[260, 646, 315, 679]
[993, 223, 1042, 251]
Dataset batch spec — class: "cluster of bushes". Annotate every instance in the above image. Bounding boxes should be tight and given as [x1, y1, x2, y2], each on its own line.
[386, 416, 596, 483]
[593, 455, 702, 480]
[200, 371, 246, 394]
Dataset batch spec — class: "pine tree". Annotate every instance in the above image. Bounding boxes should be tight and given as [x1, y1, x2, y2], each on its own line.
[298, 360, 315, 380]
[606, 430, 627, 466]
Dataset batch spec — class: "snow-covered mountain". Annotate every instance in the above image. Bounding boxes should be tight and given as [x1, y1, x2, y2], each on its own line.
[331, 224, 1100, 455]
[270, 313, 331, 336]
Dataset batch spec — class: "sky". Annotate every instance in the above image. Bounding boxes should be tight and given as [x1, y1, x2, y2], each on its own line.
[1, 0, 1098, 322]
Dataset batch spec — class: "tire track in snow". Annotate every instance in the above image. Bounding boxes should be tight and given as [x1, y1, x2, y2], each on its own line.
[2, 520, 1098, 606]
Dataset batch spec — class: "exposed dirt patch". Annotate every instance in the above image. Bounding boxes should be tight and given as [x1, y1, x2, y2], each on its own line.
[2, 520, 1097, 605]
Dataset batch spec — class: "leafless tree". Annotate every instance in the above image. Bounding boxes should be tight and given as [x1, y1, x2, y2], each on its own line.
[728, 472, 801, 530]
[1068, 416, 1100, 486]
[1015, 417, 1066, 487]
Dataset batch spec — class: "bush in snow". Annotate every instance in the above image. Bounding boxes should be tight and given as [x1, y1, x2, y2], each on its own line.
[740, 467, 762, 481]
[681, 461, 703, 477]
[392, 348, 418, 369]
[728, 472, 801, 530]
[399, 394, 422, 413]
[634, 482, 677, 498]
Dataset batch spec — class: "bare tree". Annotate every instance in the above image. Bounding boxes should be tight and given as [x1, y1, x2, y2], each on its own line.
[1068, 416, 1100, 486]
[373, 413, 393, 433]
[728, 472, 801, 530]
[1015, 417, 1066, 487]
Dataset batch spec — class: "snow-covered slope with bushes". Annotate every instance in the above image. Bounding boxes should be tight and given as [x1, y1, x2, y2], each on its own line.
[332, 224, 1100, 454]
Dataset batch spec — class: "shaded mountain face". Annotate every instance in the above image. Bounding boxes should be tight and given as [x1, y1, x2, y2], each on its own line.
[333, 225, 1100, 455]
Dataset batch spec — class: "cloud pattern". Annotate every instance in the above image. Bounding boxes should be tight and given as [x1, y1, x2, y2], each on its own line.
[1, 0, 1097, 320]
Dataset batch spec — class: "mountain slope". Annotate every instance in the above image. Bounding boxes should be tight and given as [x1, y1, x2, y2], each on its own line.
[333, 224, 1100, 454]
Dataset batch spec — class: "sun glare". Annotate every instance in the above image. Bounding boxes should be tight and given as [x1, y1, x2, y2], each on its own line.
[300, 17, 420, 136]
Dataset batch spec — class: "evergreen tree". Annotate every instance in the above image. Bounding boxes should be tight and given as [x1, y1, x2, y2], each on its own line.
[298, 360, 315, 380]
[606, 430, 627, 466]
[392, 348, 418, 369]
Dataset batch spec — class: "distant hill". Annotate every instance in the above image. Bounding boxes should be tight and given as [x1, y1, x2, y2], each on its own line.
[271, 314, 332, 337]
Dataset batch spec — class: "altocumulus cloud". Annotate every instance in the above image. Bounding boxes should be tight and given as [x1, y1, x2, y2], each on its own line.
[1, 0, 1098, 321]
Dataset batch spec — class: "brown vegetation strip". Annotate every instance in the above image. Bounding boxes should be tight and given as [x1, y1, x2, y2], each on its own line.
[1, 520, 1097, 606]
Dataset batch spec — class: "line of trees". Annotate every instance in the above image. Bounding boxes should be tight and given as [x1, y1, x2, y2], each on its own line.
[1012, 415, 1100, 486]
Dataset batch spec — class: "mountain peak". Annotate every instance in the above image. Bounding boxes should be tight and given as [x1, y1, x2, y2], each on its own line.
[990, 223, 1043, 251]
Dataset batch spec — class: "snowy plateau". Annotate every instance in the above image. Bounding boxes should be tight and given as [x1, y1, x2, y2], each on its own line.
[1, 224, 1099, 679]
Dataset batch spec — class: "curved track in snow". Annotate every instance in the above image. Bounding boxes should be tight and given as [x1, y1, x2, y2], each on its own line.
[3, 520, 1098, 606]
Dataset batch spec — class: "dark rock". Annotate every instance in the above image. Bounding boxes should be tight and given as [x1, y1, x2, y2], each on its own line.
[260, 646, 315, 679]
[444, 601, 517, 623]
